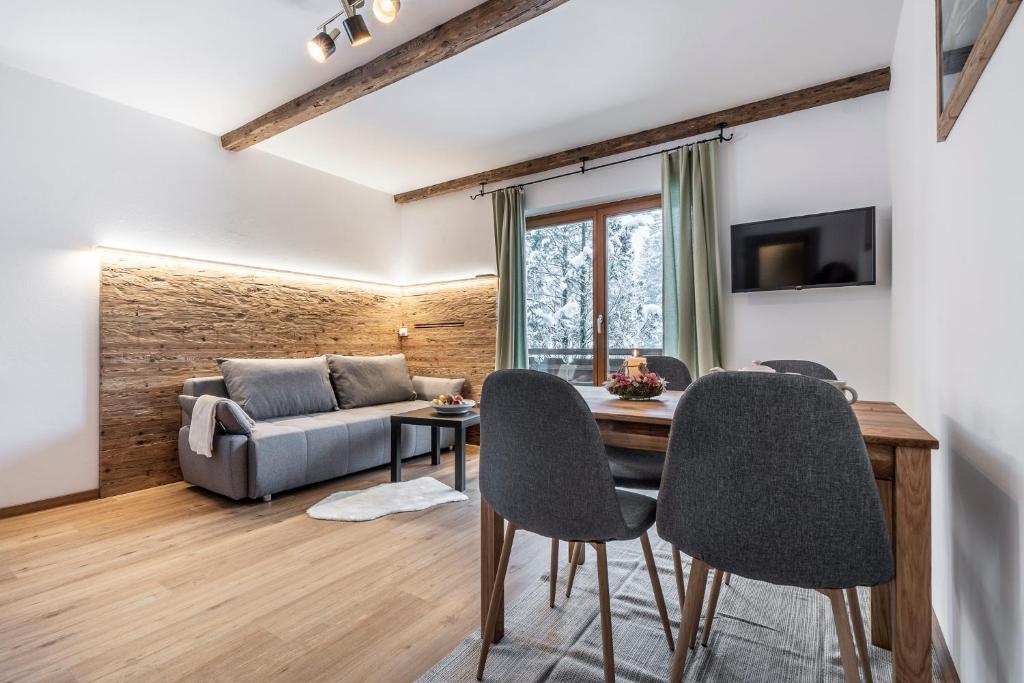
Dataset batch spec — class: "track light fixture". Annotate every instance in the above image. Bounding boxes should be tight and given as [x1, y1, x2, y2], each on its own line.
[342, 14, 373, 46]
[307, 28, 341, 63]
[372, 0, 401, 24]
[308, 0, 401, 61]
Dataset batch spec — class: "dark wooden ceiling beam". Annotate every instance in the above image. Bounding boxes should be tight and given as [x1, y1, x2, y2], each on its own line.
[393, 67, 891, 203]
[221, 0, 573, 152]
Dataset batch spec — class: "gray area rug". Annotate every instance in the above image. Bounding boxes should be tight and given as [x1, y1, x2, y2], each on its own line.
[420, 535, 940, 682]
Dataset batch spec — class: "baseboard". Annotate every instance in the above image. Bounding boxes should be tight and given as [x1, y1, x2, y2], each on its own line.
[933, 609, 961, 683]
[0, 489, 99, 520]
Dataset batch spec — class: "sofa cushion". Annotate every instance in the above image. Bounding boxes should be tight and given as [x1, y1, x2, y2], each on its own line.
[217, 357, 338, 420]
[178, 395, 255, 435]
[252, 401, 443, 496]
[247, 422, 310, 498]
[327, 354, 416, 409]
[412, 375, 466, 401]
[260, 413, 354, 484]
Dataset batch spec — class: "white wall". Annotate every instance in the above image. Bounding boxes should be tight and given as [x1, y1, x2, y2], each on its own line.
[0, 64, 402, 508]
[0, 59, 896, 517]
[401, 94, 893, 397]
[889, 2, 1024, 680]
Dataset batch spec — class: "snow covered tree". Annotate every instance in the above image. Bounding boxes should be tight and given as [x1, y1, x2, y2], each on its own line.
[524, 208, 663, 383]
[525, 220, 593, 380]
[606, 209, 663, 368]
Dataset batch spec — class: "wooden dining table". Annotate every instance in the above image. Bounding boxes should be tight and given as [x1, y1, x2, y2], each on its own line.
[480, 385, 940, 683]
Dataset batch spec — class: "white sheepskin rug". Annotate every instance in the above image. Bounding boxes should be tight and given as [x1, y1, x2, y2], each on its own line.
[306, 477, 468, 522]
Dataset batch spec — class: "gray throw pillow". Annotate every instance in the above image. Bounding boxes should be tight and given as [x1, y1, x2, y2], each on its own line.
[327, 354, 417, 409]
[177, 395, 255, 435]
[412, 376, 466, 401]
[216, 357, 338, 419]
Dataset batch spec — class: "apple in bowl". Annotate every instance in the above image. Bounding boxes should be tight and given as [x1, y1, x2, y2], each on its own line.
[431, 394, 465, 406]
[430, 394, 475, 413]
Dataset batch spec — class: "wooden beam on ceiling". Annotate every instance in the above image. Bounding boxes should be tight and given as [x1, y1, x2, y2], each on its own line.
[221, 0, 573, 152]
[393, 67, 891, 204]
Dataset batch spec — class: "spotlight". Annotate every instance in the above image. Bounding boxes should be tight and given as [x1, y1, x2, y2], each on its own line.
[342, 13, 373, 46]
[372, 0, 400, 24]
[306, 28, 340, 62]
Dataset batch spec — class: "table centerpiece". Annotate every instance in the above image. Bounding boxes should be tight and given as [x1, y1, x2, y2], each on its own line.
[603, 351, 667, 400]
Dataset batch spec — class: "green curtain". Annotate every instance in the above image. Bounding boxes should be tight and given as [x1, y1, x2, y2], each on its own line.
[493, 187, 528, 370]
[662, 141, 723, 376]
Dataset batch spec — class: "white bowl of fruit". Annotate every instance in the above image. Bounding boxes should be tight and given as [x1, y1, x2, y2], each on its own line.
[431, 394, 476, 415]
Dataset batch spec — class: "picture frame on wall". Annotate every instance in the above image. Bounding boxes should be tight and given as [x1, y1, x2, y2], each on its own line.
[935, 0, 1021, 141]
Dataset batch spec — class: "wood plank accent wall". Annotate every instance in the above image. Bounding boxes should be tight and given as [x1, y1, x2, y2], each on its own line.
[99, 253, 497, 498]
[399, 278, 498, 444]
[99, 252, 402, 497]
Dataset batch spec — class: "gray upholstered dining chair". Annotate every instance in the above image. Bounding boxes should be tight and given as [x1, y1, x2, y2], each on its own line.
[716, 358, 838, 587]
[605, 355, 693, 490]
[657, 371, 892, 683]
[477, 369, 674, 683]
[721, 359, 838, 586]
[761, 358, 838, 380]
[644, 355, 693, 389]
[577, 355, 693, 608]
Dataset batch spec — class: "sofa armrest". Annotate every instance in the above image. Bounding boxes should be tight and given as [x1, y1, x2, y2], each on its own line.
[178, 395, 255, 435]
[411, 375, 466, 400]
[178, 428, 249, 500]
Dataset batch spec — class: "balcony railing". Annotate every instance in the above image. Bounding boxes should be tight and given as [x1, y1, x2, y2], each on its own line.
[527, 348, 662, 357]
[527, 347, 663, 385]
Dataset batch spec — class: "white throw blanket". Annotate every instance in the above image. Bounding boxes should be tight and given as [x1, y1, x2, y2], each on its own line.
[188, 395, 253, 457]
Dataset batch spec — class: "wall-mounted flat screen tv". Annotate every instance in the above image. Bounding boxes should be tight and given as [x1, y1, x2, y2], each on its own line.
[730, 207, 876, 293]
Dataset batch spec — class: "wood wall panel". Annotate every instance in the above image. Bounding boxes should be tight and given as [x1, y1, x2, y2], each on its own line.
[399, 278, 498, 443]
[99, 253, 497, 499]
[99, 253, 402, 498]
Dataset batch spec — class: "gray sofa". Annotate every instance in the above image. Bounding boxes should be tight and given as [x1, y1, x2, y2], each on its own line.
[178, 366, 463, 501]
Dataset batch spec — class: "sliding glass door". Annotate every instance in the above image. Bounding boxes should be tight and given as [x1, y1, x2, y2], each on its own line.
[525, 196, 663, 385]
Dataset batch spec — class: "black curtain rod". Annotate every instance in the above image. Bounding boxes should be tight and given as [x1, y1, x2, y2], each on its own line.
[470, 124, 734, 200]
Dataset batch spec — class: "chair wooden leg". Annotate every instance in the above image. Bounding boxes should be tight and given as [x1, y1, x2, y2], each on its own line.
[846, 587, 873, 683]
[640, 532, 674, 651]
[549, 537, 559, 608]
[686, 566, 709, 651]
[593, 543, 616, 683]
[724, 572, 732, 586]
[826, 588, 862, 683]
[670, 558, 709, 683]
[701, 569, 724, 646]
[672, 545, 685, 612]
[477, 523, 517, 681]
[565, 541, 584, 598]
[568, 541, 586, 564]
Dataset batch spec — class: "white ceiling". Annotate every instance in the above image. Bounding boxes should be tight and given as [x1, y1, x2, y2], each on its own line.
[0, 1, 902, 195]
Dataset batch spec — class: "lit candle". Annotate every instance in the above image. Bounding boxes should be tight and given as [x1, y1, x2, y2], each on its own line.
[622, 351, 648, 379]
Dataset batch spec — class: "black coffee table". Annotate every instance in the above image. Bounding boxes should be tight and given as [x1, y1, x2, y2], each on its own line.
[390, 406, 480, 492]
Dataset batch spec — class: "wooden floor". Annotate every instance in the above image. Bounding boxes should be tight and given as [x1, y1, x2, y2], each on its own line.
[0, 447, 551, 682]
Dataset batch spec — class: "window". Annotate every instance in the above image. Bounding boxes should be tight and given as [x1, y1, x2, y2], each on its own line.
[525, 196, 663, 385]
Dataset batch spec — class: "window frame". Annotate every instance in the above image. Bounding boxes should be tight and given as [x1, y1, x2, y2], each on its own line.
[525, 194, 662, 385]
